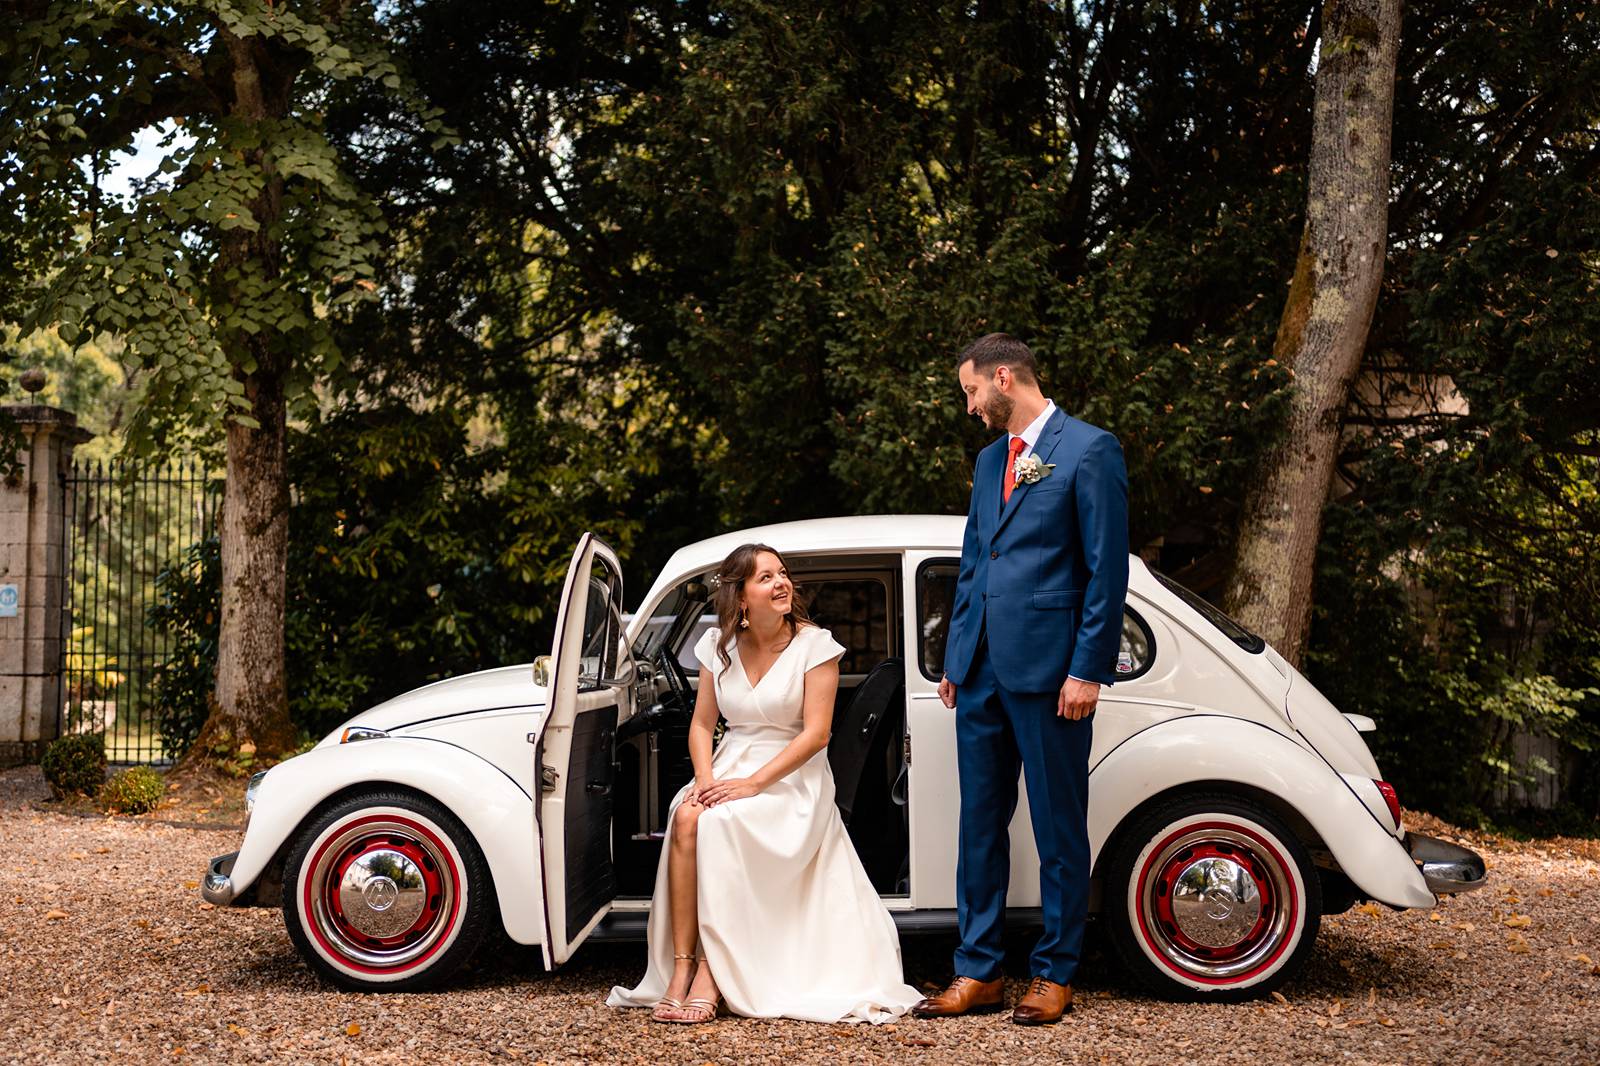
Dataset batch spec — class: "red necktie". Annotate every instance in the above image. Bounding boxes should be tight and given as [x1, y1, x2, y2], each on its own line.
[1002, 436, 1028, 503]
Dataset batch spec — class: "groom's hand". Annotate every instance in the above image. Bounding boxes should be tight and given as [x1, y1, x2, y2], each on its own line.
[938, 676, 956, 709]
[1059, 677, 1100, 720]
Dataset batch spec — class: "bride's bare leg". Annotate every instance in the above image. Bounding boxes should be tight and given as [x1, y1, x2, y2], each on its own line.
[662, 799, 704, 1006]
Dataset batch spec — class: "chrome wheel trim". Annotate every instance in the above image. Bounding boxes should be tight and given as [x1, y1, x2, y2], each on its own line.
[1138, 825, 1294, 980]
[308, 818, 456, 970]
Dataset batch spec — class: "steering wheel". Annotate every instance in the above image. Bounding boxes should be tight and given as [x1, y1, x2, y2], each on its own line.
[655, 642, 693, 714]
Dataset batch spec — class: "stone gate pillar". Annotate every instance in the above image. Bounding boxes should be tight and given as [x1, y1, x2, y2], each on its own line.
[1, 397, 93, 767]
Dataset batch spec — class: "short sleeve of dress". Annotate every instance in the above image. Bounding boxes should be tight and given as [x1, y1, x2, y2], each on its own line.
[693, 627, 723, 675]
[801, 626, 847, 672]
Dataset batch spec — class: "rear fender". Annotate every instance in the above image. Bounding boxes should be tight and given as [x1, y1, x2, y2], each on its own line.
[229, 738, 542, 944]
[1089, 715, 1434, 909]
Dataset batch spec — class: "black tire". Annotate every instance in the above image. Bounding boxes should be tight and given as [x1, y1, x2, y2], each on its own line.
[281, 789, 495, 991]
[1101, 791, 1322, 1002]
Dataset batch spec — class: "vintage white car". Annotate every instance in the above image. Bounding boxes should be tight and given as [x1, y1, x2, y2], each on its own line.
[202, 516, 1485, 1000]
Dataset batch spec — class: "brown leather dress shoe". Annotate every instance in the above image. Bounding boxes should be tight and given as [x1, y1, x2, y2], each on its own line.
[1011, 977, 1072, 1025]
[910, 975, 1005, 1018]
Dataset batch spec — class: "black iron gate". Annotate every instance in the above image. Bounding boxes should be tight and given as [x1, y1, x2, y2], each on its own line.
[62, 460, 222, 764]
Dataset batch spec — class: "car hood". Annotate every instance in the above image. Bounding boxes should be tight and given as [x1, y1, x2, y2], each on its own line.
[322, 664, 547, 743]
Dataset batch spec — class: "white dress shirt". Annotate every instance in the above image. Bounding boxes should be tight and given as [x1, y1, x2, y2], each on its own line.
[1008, 399, 1057, 459]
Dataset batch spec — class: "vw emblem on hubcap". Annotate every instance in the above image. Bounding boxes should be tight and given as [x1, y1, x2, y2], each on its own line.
[362, 875, 400, 912]
[1204, 888, 1236, 920]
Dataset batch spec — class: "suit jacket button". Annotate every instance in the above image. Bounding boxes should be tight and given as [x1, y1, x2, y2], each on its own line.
[990, 550, 999, 559]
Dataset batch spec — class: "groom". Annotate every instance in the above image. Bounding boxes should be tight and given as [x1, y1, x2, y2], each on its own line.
[912, 333, 1129, 1025]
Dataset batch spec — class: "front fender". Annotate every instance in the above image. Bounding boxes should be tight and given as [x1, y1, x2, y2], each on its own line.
[1089, 715, 1435, 909]
[229, 738, 542, 944]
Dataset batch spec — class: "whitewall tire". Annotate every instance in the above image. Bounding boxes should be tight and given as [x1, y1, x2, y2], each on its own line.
[282, 790, 494, 991]
[1102, 792, 1322, 1001]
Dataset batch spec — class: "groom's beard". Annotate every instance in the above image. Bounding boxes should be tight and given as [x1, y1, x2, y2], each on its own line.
[981, 391, 1014, 430]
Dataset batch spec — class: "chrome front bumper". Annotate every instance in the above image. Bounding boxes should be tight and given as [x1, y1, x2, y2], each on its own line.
[1406, 832, 1487, 894]
[202, 851, 239, 906]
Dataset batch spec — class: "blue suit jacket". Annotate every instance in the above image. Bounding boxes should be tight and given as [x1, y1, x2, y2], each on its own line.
[943, 408, 1130, 692]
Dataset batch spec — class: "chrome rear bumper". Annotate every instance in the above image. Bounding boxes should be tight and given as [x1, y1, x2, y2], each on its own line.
[1406, 832, 1487, 894]
[202, 851, 239, 906]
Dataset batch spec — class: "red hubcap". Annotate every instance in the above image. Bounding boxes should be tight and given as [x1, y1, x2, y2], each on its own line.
[303, 814, 461, 975]
[1135, 822, 1299, 984]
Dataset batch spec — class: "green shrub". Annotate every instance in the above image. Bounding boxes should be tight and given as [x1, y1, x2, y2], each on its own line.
[40, 733, 106, 797]
[101, 766, 166, 814]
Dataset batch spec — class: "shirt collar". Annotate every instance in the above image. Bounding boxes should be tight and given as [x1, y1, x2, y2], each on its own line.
[1009, 399, 1057, 451]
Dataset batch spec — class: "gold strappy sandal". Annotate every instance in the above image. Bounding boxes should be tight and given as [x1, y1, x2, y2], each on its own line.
[651, 954, 698, 1022]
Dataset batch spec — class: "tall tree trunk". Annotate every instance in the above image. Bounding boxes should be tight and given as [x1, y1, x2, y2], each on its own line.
[196, 29, 297, 759]
[1222, 0, 1400, 665]
[213, 364, 295, 756]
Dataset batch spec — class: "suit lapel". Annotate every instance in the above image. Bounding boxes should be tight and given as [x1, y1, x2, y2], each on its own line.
[993, 407, 1069, 539]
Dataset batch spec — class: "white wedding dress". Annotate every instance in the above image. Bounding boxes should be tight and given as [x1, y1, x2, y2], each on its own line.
[606, 624, 921, 1024]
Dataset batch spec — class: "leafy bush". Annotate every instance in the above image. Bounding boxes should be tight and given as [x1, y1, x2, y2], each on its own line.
[101, 766, 166, 814]
[40, 732, 106, 797]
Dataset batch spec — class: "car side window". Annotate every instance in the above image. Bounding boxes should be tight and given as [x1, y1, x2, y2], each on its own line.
[915, 559, 1156, 682]
[577, 560, 621, 691]
[800, 578, 891, 675]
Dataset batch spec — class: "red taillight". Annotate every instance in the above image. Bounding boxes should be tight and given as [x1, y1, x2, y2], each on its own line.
[1374, 780, 1402, 828]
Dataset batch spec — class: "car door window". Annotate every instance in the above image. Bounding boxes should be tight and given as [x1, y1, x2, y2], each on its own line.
[915, 559, 1156, 681]
[577, 560, 622, 690]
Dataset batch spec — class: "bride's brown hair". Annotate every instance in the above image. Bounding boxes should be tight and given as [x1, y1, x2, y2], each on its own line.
[711, 543, 810, 676]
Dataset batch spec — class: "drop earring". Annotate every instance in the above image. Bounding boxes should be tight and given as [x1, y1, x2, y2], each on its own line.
[738, 605, 749, 629]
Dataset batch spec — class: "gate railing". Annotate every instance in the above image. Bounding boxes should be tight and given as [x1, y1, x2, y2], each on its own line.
[62, 460, 222, 764]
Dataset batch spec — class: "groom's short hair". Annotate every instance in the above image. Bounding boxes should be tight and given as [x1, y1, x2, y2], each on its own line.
[958, 333, 1038, 385]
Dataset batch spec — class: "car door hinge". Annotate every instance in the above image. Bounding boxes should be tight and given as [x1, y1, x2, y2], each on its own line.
[541, 764, 560, 792]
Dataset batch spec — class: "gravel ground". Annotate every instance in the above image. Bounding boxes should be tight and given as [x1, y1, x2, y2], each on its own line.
[3, 766, 1598, 1065]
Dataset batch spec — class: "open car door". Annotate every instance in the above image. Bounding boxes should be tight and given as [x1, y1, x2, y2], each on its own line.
[532, 532, 632, 967]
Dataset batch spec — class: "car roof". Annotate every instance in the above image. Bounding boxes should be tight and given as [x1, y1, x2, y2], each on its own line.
[649, 514, 1155, 596]
[656, 514, 967, 577]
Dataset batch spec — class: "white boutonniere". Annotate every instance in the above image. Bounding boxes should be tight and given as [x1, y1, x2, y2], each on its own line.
[1013, 453, 1055, 486]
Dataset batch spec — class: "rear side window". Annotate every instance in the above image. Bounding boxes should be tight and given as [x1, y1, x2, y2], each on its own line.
[800, 577, 891, 675]
[1151, 570, 1265, 653]
[916, 560, 1156, 681]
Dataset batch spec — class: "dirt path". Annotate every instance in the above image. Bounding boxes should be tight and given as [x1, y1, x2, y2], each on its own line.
[3, 767, 1596, 1064]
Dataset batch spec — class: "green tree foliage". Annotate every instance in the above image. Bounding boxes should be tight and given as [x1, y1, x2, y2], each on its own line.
[0, 0, 452, 757]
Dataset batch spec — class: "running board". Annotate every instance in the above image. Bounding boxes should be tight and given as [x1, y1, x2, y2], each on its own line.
[587, 907, 1045, 941]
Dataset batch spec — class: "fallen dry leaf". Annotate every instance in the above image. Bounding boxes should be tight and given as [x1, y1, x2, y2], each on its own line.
[1454, 921, 1477, 932]
[1329, 1001, 1342, 1017]
[1504, 914, 1533, 929]
[1356, 902, 1384, 918]
[1367, 988, 1377, 1007]
[45, 909, 68, 920]
[345, 1023, 361, 1037]
[198, 902, 215, 911]
[1269, 991, 1290, 1007]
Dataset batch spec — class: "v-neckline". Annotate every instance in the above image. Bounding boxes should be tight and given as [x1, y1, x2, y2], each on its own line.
[734, 627, 803, 692]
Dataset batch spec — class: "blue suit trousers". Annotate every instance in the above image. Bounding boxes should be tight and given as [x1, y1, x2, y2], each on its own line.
[954, 632, 1093, 985]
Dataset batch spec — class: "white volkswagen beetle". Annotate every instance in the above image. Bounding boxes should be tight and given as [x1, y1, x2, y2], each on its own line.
[202, 516, 1485, 1000]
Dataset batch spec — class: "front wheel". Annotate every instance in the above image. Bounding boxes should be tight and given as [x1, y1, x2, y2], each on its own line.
[282, 790, 494, 991]
[1102, 792, 1321, 1001]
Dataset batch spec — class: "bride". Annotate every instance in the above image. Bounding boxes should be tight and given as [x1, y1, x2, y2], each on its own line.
[607, 543, 921, 1024]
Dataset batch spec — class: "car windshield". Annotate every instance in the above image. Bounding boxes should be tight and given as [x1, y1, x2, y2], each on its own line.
[632, 576, 711, 663]
[1151, 570, 1266, 653]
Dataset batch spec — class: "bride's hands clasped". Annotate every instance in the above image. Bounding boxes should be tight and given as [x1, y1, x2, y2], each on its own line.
[697, 777, 763, 806]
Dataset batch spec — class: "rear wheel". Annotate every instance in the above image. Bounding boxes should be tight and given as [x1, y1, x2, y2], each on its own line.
[282, 790, 494, 991]
[1102, 792, 1321, 1001]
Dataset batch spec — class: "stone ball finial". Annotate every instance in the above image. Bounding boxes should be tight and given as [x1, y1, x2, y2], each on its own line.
[17, 368, 47, 394]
